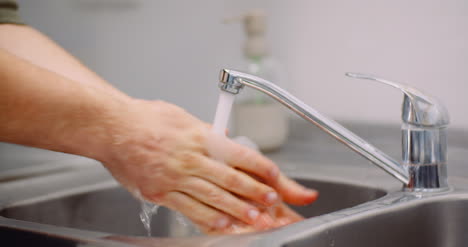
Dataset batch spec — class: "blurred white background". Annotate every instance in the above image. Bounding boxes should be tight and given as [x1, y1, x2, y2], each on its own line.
[17, 0, 468, 128]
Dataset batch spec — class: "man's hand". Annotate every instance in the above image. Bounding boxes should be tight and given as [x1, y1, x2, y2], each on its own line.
[101, 99, 318, 233]
[203, 202, 304, 234]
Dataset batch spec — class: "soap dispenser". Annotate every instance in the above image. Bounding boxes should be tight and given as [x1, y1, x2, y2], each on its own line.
[225, 10, 289, 152]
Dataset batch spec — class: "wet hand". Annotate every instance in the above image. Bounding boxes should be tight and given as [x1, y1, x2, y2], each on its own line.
[101, 99, 317, 232]
[204, 202, 305, 234]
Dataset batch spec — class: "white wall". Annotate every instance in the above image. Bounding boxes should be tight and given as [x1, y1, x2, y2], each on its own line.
[17, 0, 468, 128]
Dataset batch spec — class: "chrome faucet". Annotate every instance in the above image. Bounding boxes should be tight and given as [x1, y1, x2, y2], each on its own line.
[218, 69, 449, 191]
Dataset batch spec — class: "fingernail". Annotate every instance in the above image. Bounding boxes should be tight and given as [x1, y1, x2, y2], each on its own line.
[265, 191, 279, 204]
[254, 214, 275, 230]
[303, 189, 319, 204]
[247, 209, 259, 221]
[214, 217, 230, 229]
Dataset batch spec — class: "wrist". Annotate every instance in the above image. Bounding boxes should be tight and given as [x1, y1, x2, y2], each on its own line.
[58, 87, 135, 163]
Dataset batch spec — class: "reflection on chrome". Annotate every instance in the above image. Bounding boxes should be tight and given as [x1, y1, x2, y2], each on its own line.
[219, 69, 449, 191]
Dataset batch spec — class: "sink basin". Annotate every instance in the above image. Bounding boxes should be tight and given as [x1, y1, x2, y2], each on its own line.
[284, 194, 468, 247]
[0, 177, 386, 238]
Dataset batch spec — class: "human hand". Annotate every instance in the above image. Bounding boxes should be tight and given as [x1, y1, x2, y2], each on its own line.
[0, 42, 316, 233]
[204, 202, 304, 234]
[99, 99, 317, 233]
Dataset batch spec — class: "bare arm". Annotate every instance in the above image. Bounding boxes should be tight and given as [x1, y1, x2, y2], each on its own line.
[0, 48, 122, 157]
[0, 24, 127, 99]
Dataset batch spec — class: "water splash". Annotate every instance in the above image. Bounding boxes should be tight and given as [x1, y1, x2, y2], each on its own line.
[175, 212, 201, 235]
[175, 212, 190, 226]
[139, 201, 159, 237]
[136, 91, 235, 237]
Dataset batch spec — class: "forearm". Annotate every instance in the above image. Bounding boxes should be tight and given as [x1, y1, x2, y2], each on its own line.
[0, 48, 126, 161]
[0, 24, 128, 99]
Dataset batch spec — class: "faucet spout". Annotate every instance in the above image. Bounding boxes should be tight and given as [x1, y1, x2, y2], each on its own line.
[219, 69, 410, 185]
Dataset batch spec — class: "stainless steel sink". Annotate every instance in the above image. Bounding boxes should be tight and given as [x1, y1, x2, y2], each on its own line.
[322, 199, 468, 247]
[273, 189, 468, 247]
[2, 160, 468, 247]
[0, 177, 386, 238]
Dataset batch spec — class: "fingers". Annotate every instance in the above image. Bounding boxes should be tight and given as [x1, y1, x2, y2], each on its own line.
[272, 203, 304, 226]
[275, 174, 319, 205]
[177, 176, 261, 225]
[206, 134, 280, 185]
[202, 203, 305, 235]
[161, 191, 232, 232]
[204, 133, 317, 206]
[186, 154, 280, 207]
[161, 191, 278, 235]
[252, 203, 303, 230]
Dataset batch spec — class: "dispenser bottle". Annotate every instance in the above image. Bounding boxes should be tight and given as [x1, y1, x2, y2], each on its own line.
[226, 10, 289, 152]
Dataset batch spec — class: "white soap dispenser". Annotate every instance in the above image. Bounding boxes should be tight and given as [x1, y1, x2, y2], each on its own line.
[225, 10, 289, 152]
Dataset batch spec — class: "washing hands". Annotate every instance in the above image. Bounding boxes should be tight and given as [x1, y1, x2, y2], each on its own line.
[103, 100, 318, 234]
[0, 47, 317, 234]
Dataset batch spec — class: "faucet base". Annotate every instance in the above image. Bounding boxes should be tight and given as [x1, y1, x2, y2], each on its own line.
[403, 164, 448, 192]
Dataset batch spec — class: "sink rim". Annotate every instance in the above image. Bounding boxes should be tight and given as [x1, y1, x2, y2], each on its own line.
[253, 185, 468, 247]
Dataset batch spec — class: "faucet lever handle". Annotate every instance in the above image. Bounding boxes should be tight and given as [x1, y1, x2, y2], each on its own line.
[346, 72, 449, 190]
[345, 73, 449, 127]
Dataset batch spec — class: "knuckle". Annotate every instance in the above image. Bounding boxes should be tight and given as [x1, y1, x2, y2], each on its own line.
[223, 172, 240, 188]
[246, 182, 270, 199]
[178, 152, 200, 171]
[259, 161, 277, 180]
[258, 159, 273, 171]
[178, 176, 202, 192]
[207, 189, 224, 205]
[140, 161, 164, 177]
[190, 131, 205, 145]
[179, 151, 198, 163]
[188, 133, 206, 154]
[243, 148, 257, 162]
[233, 147, 257, 167]
[231, 147, 248, 163]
